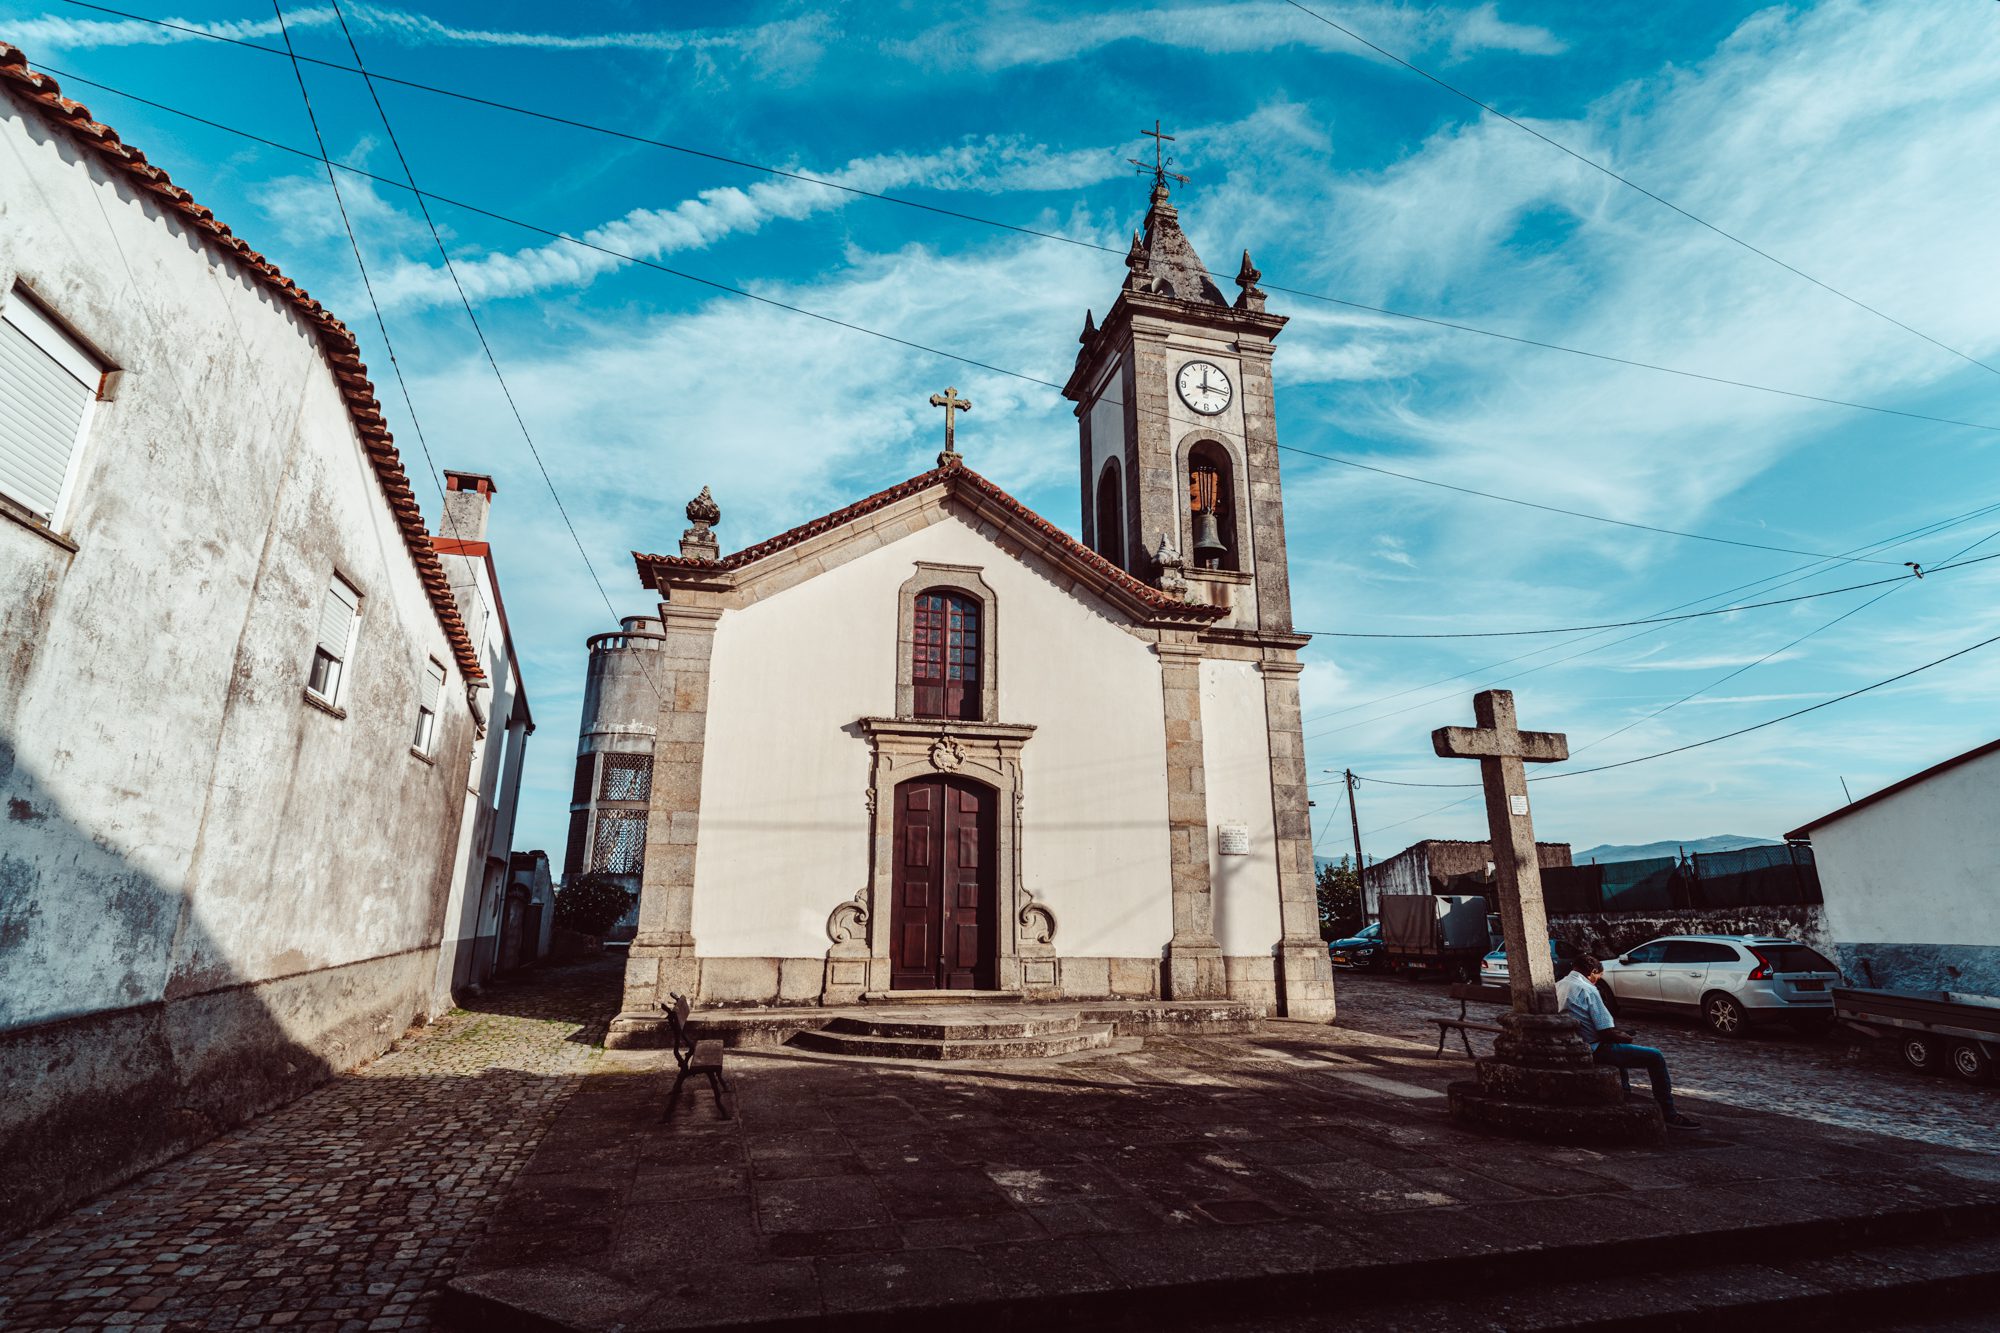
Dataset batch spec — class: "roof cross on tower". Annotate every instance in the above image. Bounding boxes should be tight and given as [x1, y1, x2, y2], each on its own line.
[1128, 119, 1190, 197]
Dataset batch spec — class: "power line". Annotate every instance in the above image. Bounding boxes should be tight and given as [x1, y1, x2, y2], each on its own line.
[32, 8, 2000, 435]
[1341, 628, 2000, 790]
[21, 63, 1968, 584]
[1280, 0, 2000, 382]
[1566, 521, 2000, 757]
[1299, 551, 1999, 640]
[1298, 498, 2000, 741]
[262, 2, 463, 557]
[318, 0, 660, 702]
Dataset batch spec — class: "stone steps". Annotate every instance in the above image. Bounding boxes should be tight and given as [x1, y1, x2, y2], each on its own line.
[821, 1013, 1085, 1041]
[786, 1020, 1115, 1062]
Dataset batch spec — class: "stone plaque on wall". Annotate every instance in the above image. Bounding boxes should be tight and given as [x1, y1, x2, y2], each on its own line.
[1217, 822, 1250, 856]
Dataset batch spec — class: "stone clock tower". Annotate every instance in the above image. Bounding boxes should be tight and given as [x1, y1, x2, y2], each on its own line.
[1061, 176, 1295, 635]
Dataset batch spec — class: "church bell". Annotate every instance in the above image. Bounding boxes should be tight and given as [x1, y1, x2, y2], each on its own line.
[1192, 508, 1228, 569]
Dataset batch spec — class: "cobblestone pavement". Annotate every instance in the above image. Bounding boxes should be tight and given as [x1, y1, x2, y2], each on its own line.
[1329, 969, 2000, 1153]
[0, 955, 622, 1333]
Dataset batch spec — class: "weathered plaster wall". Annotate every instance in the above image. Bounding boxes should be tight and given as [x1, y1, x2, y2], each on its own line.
[1199, 658, 1282, 972]
[0, 89, 473, 1236]
[1807, 748, 2000, 994]
[693, 511, 1174, 965]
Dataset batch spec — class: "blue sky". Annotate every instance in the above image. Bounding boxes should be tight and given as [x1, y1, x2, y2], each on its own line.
[8, 0, 1997, 865]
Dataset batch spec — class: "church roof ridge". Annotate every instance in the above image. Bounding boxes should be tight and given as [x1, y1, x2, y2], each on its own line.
[0, 43, 483, 681]
[633, 462, 1227, 620]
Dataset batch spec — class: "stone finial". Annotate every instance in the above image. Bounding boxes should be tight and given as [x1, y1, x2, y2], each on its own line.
[1153, 532, 1188, 597]
[1234, 248, 1267, 313]
[680, 485, 720, 560]
[1123, 230, 1147, 291]
[1079, 308, 1096, 344]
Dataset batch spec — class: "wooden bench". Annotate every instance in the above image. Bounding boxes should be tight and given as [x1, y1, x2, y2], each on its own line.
[1433, 982, 1507, 1058]
[661, 992, 732, 1120]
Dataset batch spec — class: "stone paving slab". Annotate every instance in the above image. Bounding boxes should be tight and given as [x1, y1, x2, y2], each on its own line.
[446, 1015, 2000, 1331]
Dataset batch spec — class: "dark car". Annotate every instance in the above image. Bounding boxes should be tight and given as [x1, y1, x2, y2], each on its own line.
[1328, 922, 1386, 971]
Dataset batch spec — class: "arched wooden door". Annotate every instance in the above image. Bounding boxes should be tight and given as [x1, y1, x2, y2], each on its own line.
[890, 775, 997, 990]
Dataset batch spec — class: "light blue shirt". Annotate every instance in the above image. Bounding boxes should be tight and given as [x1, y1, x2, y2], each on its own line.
[1557, 969, 1615, 1047]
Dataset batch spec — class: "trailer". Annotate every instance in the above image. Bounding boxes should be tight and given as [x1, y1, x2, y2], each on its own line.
[1379, 894, 1492, 982]
[1832, 986, 2000, 1084]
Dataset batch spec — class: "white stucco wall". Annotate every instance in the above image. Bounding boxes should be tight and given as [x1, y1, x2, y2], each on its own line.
[1810, 747, 2000, 950]
[0, 88, 471, 1027]
[693, 509, 1175, 960]
[1199, 658, 1283, 956]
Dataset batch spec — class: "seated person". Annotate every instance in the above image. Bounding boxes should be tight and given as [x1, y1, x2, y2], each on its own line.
[1556, 956, 1702, 1131]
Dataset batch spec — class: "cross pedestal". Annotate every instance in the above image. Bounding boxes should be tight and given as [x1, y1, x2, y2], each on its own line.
[1431, 690, 1663, 1146]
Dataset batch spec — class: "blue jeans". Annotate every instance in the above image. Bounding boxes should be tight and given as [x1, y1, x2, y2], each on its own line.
[1594, 1042, 1676, 1115]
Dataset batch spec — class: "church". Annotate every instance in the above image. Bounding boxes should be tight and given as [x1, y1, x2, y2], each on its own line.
[606, 174, 1337, 1036]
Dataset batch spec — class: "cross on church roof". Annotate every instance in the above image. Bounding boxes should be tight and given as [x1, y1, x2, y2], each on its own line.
[1128, 119, 1190, 194]
[928, 385, 971, 467]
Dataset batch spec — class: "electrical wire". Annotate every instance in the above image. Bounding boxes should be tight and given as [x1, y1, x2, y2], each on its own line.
[1297, 551, 1997, 640]
[31, 8, 2000, 436]
[19, 63, 1966, 583]
[1280, 0, 2000, 382]
[319, 0, 662, 703]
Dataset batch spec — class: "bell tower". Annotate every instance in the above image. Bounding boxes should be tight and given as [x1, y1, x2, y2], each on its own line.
[1062, 167, 1294, 633]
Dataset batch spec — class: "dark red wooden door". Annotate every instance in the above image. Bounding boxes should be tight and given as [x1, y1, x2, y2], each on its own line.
[890, 776, 995, 990]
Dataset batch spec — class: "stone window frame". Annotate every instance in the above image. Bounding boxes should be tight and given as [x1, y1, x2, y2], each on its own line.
[1178, 433, 1246, 574]
[895, 562, 999, 723]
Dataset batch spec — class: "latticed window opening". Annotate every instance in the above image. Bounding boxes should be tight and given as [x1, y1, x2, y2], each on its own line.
[913, 590, 980, 721]
[1189, 460, 1220, 516]
[592, 810, 647, 874]
[599, 753, 653, 802]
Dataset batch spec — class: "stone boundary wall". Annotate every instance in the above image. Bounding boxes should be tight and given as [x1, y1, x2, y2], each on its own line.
[1547, 905, 1832, 963]
[0, 947, 433, 1241]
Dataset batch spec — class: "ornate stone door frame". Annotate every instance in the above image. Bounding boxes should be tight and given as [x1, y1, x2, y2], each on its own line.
[833, 717, 1040, 1001]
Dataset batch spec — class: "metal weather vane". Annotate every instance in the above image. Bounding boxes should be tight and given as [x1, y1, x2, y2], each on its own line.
[1128, 119, 1191, 192]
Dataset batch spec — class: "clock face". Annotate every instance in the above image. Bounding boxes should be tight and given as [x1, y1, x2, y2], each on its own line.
[1176, 360, 1233, 415]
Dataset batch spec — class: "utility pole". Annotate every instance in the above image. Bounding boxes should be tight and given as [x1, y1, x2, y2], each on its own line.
[1345, 768, 1368, 920]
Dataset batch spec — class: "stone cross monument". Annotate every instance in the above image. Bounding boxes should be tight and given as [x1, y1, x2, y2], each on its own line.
[1431, 688, 1663, 1145]
[1431, 689, 1567, 1015]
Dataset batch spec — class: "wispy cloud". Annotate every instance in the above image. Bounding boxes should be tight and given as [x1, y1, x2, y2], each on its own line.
[9, 4, 825, 59]
[890, 1, 1565, 72]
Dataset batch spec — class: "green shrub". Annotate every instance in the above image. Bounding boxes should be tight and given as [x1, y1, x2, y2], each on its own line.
[555, 872, 634, 937]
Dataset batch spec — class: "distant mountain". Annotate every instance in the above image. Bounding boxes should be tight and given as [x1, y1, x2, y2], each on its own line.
[1572, 835, 1779, 864]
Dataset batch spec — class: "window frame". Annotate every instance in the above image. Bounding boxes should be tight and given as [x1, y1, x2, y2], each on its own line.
[411, 657, 446, 756]
[0, 283, 113, 533]
[306, 573, 362, 710]
[895, 563, 998, 724]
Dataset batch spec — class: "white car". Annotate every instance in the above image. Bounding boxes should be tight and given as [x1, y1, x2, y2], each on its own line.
[1600, 935, 1843, 1037]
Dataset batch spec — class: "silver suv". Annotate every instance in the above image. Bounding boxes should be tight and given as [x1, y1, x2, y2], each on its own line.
[1599, 935, 1843, 1037]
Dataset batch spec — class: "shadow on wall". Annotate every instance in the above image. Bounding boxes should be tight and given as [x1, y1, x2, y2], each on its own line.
[0, 736, 421, 1243]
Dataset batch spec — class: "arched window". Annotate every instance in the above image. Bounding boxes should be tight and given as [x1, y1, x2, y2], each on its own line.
[912, 589, 981, 720]
[1095, 460, 1125, 567]
[1187, 441, 1238, 571]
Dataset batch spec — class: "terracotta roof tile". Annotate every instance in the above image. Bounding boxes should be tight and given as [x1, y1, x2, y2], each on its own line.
[0, 44, 483, 681]
[635, 460, 1227, 620]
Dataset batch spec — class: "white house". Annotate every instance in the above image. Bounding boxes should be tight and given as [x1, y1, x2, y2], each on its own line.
[1785, 739, 2000, 995]
[429, 471, 536, 1006]
[606, 177, 1336, 1042]
[0, 47, 488, 1234]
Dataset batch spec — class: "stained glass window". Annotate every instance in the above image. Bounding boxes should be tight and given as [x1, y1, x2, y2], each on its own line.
[913, 590, 981, 721]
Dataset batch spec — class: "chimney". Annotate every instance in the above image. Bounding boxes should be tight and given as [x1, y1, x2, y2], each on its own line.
[441, 470, 496, 543]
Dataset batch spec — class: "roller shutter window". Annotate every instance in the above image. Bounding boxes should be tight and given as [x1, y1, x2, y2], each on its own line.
[308, 575, 361, 706]
[412, 658, 445, 753]
[0, 288, 103, 529]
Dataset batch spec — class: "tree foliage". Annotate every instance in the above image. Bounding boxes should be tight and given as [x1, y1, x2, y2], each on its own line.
[555, 872, 634, 937]
[1316, 856, 1365, 941]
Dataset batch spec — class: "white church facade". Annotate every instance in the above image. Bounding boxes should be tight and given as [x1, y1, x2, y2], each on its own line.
[607, 180, 1337, 1036]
